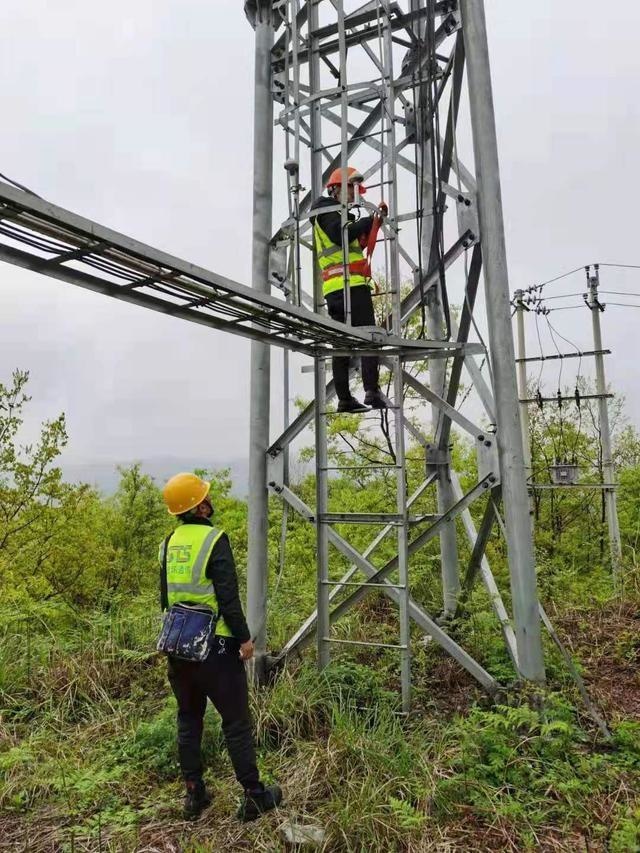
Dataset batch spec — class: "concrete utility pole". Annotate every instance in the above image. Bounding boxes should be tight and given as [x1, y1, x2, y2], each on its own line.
[246, 0, 274, 671]
[461, 0, 545, 682]
[586, 265, 622, 577]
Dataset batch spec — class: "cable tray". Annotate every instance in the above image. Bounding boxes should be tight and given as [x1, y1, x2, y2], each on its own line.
[0, 181, 467, 360]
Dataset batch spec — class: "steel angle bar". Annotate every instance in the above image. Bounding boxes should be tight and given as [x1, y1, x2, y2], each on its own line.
[398, 368, 483, 438]
[330, 340, 478, 358]
[277, 476, 436, 656]
[397, 234, 471, 325]
[461, 489, 498, 596]
[330, 475, 493, 604]
[462, 0, 545, 682]
[278, 481, 498, 692]
[321, 107, 417, 176]
[285, 5, 445, 68]
[449, 475, 518, 668]
[449, 313, 495, 423]
[403, 415, 429, 448]
[437, 242, 483, 447]
[286, 16, 456, 232]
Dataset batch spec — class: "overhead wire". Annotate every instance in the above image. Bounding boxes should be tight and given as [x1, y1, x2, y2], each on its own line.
[529, 266, 584, 292]
[603, 302, 640, 309]
[426, 0, 450, 340]
[539, 291, 586, 301]
[0, 170, 42, 198]
[544, 313, 584, 462]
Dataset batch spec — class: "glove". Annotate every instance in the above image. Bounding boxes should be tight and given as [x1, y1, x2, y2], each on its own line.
[377, 201, 389, 219]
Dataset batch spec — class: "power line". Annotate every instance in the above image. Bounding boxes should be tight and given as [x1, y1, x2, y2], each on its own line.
[540, 291, 586, 301]
[597, 262, 640, 270]
[530, 266, 584, 291]
[605, 302, 640, 309]
[545, 305, 585, 312]
[0, 170, 42, 198]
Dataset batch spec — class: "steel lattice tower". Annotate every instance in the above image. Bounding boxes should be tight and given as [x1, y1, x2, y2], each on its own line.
[0, 0, 546, 711]
[244, 0, 545, 708]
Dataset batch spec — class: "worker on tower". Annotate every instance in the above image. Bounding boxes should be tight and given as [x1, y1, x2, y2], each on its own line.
[312, 166, 389, 413]
[157, 472, 282, 822]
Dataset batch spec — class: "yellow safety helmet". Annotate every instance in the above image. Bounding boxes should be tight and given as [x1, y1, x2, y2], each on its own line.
[162, 472, 210, 516]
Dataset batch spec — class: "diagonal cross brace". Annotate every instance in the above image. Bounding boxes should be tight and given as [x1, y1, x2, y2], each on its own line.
[274, 480, 498, 691]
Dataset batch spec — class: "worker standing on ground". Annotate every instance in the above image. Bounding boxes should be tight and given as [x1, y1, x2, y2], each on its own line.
[312, 165, 389, 413]
[158, 472, 282, 822]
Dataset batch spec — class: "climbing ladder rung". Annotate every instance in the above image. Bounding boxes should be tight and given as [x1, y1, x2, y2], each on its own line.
[320, 407, 401, 415]
[322, 638, 409, 650]
[319, 512, 404, 524]
[320, 580, 407, 590]
[319, 464, 401, 471]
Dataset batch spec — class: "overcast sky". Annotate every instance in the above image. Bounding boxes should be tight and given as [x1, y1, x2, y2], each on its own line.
[1, 0, 639, 489]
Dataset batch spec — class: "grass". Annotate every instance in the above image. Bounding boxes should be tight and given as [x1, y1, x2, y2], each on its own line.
[0, 592, 639, 852]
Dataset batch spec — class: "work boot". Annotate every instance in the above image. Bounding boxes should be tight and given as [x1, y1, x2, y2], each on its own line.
[364, 388, 389, 409]
[337, 396, 370, 413]
[183, 779, 212, 821]
[237, 782, 283, 822]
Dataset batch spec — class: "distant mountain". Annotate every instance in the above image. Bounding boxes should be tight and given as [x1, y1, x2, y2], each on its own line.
[61, 455, 250, 497]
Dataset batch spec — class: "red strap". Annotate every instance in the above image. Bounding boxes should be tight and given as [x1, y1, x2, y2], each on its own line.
[366, 215, 382, 260]
[322, 258, 370, 282]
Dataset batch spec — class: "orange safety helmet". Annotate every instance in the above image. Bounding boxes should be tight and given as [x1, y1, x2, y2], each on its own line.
[325, 166, 367, 195]
[162, 472, 210, 516]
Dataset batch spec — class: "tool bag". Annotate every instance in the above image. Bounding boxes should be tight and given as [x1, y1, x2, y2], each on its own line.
[156, 602, 218, 662]
[156, 534, 218, 662]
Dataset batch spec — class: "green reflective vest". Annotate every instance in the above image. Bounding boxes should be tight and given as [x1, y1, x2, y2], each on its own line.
[313, 221, 371, 297]
[159, 523, 233, 638]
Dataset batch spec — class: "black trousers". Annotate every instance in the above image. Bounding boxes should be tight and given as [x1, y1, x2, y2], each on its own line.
[167, 636, 260, 790]
[325, 285, 380, 401]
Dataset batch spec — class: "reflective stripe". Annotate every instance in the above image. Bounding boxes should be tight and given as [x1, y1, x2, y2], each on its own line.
[166, 582, 215, 595]
[314, 222, 369, 297]
[189, 528, 220, 585]
[317, 242, 339, 259]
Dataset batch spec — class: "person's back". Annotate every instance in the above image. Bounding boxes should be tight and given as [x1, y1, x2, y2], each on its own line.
[158, 472, 282, 822]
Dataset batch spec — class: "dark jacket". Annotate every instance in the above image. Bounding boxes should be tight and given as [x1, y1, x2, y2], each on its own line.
[311, 195, 374, 246]
[160, 518, 251, 643]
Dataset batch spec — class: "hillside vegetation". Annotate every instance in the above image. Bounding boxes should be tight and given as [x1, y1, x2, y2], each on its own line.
[0, 369, 638, 852]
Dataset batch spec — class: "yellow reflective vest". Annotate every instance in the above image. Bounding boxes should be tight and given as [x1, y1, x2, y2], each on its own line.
[313, 221, 371, 297]
[159, 523, 233, 637]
